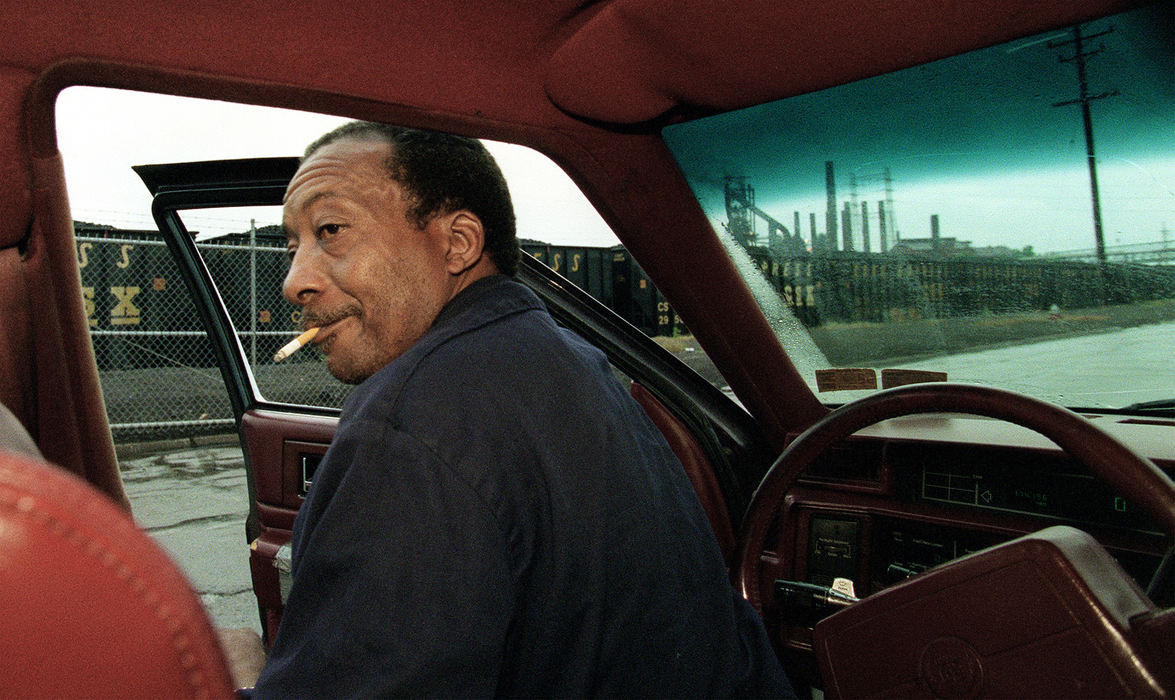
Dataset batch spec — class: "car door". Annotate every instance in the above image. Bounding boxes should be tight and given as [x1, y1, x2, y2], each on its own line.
[133, 155, 775, 642]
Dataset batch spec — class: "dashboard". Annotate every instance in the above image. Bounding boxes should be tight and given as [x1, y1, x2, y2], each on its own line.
[773, 413, 1174, 651]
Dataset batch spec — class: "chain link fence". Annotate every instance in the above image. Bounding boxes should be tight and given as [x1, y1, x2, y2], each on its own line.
[80, 229, 349, 443]
[80, 225, 696, 444]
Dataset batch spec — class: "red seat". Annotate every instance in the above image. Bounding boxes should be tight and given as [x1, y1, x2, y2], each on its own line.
[629, 382, 737, 567]
[0, 449, 236, 699]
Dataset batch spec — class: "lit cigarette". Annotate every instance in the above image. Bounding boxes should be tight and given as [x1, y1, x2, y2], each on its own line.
[273, 327, 320, 362]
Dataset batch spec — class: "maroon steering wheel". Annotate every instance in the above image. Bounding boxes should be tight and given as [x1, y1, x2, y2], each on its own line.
[736, 382, 1175, 613]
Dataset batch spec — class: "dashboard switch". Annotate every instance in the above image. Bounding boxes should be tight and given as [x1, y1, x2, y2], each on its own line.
[809, 516, 860, 587]
[830, 577, 857, 600]
[774, 577, 860, 626]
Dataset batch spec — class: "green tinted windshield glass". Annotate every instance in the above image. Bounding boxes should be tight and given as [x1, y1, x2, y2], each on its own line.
[663, 4, 1174, 411]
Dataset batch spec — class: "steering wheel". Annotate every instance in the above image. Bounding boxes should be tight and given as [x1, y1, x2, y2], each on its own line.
[737, 383, 1175, 612]
[736, 383, 1175, 695]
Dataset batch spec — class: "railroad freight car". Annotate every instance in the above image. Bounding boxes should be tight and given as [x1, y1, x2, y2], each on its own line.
[76, 223, 300, 371]
[521, 240, 681, 337]
[74, 227, 685, 374]
[76, 224, 209, 371]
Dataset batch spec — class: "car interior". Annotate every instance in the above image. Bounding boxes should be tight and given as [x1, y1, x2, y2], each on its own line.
[1, 0, 1172, 696]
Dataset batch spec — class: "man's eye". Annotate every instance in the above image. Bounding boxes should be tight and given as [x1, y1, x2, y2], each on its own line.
[316, 223, 342, 238]
[286, 246, 297, 262]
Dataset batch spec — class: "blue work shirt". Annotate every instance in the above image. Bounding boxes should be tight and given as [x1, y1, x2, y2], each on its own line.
[254, 274, 792, 697]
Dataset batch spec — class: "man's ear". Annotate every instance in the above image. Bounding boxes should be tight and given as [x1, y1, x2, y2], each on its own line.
[442, 211, 487, 275]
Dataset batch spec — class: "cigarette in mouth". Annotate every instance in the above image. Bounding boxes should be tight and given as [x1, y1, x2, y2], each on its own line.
[273, 327, 320, 362]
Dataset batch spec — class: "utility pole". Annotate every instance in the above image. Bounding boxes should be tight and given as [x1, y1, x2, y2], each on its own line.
[1049, 23, 1118, 267]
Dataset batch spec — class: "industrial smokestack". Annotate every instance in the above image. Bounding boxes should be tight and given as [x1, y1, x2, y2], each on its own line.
[931, 214, 941, 254]
[861, 201, 871, 254]
[878, 201, 888, 253]
[825, 161, 838, 252]
[842, 202, 854, 252]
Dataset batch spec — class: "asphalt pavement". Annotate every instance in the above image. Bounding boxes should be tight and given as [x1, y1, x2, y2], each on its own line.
[120, 440, 262, 634]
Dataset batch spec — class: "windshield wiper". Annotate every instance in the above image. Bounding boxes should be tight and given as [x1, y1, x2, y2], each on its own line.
[1120, 398, 1175, 413]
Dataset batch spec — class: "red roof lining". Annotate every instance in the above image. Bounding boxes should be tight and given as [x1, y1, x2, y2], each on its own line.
[5, 2, 588, 136]
[9, 1, 1139, 133]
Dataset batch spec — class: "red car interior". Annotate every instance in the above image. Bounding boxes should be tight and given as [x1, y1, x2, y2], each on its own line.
[630, 381, 738, 566]
[0, 0, 1170, 696]
[0, 445, 235, 698]
[1, 0, 1136, 485]
[815, 526, 1174, 696]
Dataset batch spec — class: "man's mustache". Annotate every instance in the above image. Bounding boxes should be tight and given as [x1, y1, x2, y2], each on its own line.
[301, 305, 360, 332]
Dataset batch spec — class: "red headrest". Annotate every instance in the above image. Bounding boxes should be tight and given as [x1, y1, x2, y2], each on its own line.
[0, 450, 235, 698]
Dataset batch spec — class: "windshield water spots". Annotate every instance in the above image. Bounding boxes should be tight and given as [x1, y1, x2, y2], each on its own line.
[720, 230, 830, 390]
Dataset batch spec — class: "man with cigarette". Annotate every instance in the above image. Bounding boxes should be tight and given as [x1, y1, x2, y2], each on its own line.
[224, 122, 792, 697]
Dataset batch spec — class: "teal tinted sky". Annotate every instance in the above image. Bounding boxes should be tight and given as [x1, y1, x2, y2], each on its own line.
[664, 4, 1174, 253]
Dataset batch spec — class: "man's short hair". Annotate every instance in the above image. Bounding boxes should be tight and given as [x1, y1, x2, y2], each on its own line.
[304, 122, 520, 277]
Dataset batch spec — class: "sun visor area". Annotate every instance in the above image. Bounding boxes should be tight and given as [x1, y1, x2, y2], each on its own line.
[546, 0, 793, 124]
[544, 0, 1134, 125]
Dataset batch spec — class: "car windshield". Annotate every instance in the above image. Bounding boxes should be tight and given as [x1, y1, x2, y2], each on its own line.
[663, 3, 1174, 411]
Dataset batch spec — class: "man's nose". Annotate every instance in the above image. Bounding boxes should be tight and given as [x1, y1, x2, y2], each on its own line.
[282, 246, 322, 306]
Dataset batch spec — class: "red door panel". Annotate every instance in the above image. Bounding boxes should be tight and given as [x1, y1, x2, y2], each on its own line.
[241, 408, 337, 642]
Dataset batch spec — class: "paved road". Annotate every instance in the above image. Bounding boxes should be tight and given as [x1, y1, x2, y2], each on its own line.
[121, 443, 260, 633]
[898, 320, 1175, 408]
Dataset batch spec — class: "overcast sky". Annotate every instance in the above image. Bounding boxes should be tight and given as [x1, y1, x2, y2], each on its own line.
[56, 87, 620, 247]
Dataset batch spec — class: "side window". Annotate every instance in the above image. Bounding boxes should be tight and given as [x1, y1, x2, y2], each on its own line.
[73, 206, 351, 440]
[180, 207, 352, 409]
[523, 242, 724, 392]
[524, 243, 678, 337]
[59, 87, 728, 432]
